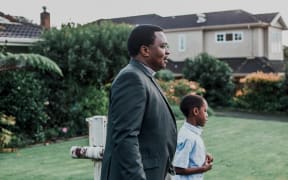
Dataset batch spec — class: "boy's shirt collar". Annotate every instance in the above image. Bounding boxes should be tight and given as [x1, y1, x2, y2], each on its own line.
[183, 121, 203, 135]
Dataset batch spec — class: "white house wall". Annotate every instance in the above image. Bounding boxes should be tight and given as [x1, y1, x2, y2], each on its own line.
[204, 28, 254, 58]
[252, 28, 265, 57]
[267, 27, 284, 60]
[166, 26, 284, 61]
[166, 30, 203, 62]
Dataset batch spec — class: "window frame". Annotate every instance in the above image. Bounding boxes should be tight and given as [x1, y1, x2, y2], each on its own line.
[178, 34, 186, 52]
[215, 32, 243, 43]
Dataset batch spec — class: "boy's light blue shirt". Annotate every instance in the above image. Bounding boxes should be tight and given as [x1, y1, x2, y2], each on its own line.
[172, 122, 206, 180]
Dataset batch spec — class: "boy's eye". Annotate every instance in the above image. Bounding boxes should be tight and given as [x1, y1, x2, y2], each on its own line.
[160, 44, 169, 49]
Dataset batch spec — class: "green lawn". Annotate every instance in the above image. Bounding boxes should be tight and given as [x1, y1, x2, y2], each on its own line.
[0, 115, 288, 180]
[203, 116, 288, 180]
[0, 138, 93, 180]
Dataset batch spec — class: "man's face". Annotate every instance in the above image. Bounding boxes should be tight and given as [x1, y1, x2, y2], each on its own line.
[147, 31, 170, 71]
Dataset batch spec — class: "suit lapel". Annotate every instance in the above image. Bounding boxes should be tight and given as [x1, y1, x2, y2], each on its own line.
[130, 59, 176, 122]
[150, 76, 176, 122]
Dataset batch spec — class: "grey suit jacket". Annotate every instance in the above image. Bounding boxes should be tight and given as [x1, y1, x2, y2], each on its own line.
[101, 59, 177, 180]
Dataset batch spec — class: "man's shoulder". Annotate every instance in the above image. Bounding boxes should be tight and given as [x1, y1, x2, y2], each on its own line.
[111, 64, 149, 87]
[116, 64, 145, 80]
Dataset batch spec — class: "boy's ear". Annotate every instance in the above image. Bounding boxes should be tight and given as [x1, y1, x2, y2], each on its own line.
[140, 45, 150, 57]
[193, 107, 199, 115]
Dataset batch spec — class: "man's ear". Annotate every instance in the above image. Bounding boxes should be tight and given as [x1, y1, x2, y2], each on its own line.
[140, 45, 150, 57]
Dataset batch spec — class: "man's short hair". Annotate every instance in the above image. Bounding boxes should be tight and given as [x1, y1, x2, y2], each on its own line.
[127, 24, 163, 57]
[180, 94, 205, 118]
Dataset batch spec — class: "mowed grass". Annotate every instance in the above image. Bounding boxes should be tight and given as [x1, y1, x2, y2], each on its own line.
[0, 138, 94, 180]
[0, 115, 288, 180]
[201, 116, 288, 180]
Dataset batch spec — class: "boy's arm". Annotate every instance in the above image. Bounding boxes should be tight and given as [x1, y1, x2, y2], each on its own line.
[175, 158, 213, 175]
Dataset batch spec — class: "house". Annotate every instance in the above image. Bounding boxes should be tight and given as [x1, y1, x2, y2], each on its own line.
[96, 9, 288, 78]
[0, 7, 50, 53]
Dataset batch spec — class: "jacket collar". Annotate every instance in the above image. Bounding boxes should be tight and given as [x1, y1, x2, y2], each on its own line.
[130, 59, 155, 77]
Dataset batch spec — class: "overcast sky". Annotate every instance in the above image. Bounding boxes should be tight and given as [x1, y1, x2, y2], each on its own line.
[1, 0, 288, 43]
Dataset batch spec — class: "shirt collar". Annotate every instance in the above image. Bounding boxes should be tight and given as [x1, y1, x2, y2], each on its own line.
[183, 121, 203, 135]
[134, 59, 156, 76]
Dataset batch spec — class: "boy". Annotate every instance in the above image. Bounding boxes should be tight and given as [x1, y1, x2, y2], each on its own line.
[172, 94, 213, 180]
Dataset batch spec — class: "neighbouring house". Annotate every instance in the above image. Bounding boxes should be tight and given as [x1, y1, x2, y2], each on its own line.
[96, 9, 288, 78]
[0, 7, 50, 53]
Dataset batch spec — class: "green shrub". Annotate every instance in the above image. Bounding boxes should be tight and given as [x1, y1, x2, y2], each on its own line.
[0, 71, 49, 144]
[155, 69, 175, 81]
[0, 113, 16, 148]
[158, 79, 205, 105]
[78, 86, 108, 117]
[30, 21, 131, 139]
[279, 96, 288, 112]
[33, 21, 132, 87]
[45, 128, 60, 141]
[283, 61, 288, 95]
[235, 71, 283, 112]
[61, 86, 109, 136]
[183, 53, 235, 107]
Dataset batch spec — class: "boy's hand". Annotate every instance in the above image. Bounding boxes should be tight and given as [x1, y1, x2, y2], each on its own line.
[206, 153, 214, 163]
[202, 158, 213, 172]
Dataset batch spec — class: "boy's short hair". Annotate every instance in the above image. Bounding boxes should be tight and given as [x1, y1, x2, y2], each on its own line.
[180, 94, 205, 118]
[127, 24, 163, 57]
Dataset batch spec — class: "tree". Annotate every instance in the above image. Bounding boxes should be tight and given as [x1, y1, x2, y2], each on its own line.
[183, 53, 235, 106]
[0, 52, 63, 76]
[30, 21, 132, 137]
[0, 51, 63, 148]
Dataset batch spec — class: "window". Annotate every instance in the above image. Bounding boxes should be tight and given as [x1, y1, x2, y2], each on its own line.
[216, 34, 224, 42]
[216, 32, 243, 42]
[178, 34, 186, 52]
[225, 33, 233, 41]
[234, 32, 243, 41]
[271, 32, 281, 53]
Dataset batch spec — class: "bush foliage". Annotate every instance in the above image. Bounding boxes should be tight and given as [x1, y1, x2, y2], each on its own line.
[29, 21, 132, 141]
[0, 113, 16, 149]
[0, 71, 49, 144]
[157, 79, 205, 105]
[234, 71, 284, 112]
[0, 21, 132, 147]
[183, 53, 235, 107]
[155, 69, 175, 81]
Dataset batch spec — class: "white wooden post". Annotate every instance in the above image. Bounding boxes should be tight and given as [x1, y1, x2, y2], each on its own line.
[86, 116, 107, 147]
[70, 116, 107, 180]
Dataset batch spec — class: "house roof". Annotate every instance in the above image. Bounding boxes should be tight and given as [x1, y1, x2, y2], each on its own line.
[99, 14, 163, 26]
[0, 23, 42, 38]
[0, 12, 43, 46]
[219, 57, 286, 75]
[96, 9, 287, 30]
[97, 9, 287, 76]
[167, 57, 286, 77]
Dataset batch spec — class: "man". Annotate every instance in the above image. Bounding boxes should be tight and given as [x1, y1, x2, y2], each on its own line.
[100, 24, 177, 180]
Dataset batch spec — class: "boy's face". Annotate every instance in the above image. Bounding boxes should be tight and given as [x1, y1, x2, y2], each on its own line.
[196, 100, 208, 127]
